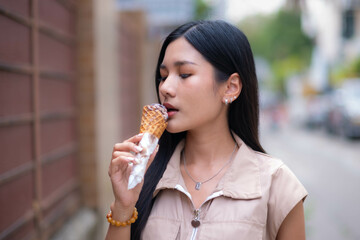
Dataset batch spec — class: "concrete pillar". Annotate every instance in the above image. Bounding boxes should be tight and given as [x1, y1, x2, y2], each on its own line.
[93, 0, 121, 237]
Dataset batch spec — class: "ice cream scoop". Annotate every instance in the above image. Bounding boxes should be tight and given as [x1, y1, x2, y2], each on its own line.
[128, 104, 168, 189]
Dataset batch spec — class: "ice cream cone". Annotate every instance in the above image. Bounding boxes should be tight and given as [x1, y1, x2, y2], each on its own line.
[139, 104, 168, 139]
[127, 104, 168, 189]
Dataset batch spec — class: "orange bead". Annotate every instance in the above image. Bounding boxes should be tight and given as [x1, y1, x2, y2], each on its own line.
[106, 208, 137, 227]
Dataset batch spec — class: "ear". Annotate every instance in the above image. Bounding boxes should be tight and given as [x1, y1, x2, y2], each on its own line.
[222, 73, 242, 104]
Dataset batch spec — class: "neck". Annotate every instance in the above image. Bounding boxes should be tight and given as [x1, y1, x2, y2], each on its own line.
[184, 126, 236, 166]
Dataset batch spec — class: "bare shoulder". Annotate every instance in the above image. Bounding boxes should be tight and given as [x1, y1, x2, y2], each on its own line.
[276, 200, 306, 240]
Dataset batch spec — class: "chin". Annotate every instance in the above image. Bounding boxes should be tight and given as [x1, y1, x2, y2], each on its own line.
[165, 123, 186, 134]
[165, 128, 181, 134]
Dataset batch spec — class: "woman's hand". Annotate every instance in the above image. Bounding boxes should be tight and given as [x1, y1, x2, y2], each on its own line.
[108, 133, 158, 216]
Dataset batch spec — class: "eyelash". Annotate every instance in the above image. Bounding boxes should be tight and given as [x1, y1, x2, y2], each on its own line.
[180, 74, 191, 79]
[158, 74, 191, 82]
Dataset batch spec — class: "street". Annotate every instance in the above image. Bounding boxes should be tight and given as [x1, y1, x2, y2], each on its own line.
[260, 122, 360, 240]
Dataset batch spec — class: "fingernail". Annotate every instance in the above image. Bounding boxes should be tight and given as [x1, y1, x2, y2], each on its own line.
[155, 144, 159, 153]
[126, 156, 135, 161]
[137, 133, 144, 137]
[135, 146, 143, 152]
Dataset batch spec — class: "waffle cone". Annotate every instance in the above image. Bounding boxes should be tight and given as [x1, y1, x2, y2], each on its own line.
[139, 104, 168, 139]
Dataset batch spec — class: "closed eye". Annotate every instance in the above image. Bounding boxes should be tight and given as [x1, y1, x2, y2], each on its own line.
[180, 74, 191, 79]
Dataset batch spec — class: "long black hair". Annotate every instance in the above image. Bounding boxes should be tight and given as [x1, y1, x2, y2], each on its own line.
[131, 20, 265, 239]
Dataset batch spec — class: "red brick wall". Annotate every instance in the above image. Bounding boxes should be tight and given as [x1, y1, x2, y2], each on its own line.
[0, 1, 80, 239]
[76, 0, 97, 208]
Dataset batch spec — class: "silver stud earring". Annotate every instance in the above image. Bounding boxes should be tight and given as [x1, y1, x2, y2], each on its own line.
[225, 98, 228, 105]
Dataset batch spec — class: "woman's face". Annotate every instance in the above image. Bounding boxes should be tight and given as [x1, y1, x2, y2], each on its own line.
[158, 37, 226, 133]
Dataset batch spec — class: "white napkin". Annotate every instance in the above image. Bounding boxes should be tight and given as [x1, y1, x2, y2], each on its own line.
[128, 133, 159, 189]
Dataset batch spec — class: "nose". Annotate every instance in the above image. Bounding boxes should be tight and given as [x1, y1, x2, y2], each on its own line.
[159, 75, 176, 99]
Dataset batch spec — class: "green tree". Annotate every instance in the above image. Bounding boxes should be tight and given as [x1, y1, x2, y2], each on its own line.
[330, 57, 360, 86]
[239, 10, 313, 94]
[194, 0, 211, 20]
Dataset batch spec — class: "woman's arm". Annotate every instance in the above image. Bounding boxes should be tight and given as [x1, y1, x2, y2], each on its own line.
[105, 134, 158, 240]
[105, 202, 133, 240]
[276, 200, 306, 240]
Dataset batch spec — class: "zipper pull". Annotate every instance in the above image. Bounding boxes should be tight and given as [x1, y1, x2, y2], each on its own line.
[191, 209, 201, 228]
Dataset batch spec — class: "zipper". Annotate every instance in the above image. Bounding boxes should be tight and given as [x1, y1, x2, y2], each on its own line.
[190, 227, 198, 240]
[175, 184, 224, 240]
[190, 209, 201, 240]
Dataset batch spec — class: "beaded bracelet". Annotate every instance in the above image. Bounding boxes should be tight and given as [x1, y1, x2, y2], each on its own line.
[106, 207, 138, 227]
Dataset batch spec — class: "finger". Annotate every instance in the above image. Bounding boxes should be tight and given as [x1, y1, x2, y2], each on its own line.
[112, 151, 121, 158]
[124, 133, 144, 144]
[110, 155, 136, 176]
[110, 152, 135, 177]
[112, 150, 136, 159]
[112, 154, 136, 166]
[113, 142, 143, 154]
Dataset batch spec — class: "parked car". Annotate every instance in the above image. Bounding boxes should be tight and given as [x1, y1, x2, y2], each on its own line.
[325, 79, 360, 138]
[304, 93, 332, 129]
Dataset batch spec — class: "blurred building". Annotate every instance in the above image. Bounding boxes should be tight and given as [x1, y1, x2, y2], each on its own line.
[301, 0, 360, 90]
[284, 0, 360, 125]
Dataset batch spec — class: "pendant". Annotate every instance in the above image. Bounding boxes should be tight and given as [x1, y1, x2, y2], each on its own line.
[192, 209, 201, 228]
[195, 182, 201, 190]
[191, 219, 200, 228]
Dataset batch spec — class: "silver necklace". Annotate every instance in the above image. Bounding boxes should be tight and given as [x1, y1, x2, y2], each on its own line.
[182, 143, 238, 190]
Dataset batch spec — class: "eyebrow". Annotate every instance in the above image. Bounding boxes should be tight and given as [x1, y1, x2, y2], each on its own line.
[160, 60, 198, 69]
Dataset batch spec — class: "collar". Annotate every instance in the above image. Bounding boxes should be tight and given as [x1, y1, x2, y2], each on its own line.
[153, 134, 262, 200]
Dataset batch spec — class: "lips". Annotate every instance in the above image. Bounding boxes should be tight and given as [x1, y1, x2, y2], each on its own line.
[163, 103, 178, 117]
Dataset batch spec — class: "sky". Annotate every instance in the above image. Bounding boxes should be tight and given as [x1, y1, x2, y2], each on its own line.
[226, 0, 286, 23]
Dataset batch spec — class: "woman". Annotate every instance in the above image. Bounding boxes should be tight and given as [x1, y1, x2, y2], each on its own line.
[106, 20, 307, 240]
